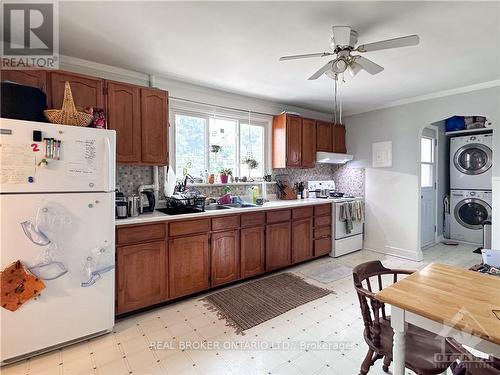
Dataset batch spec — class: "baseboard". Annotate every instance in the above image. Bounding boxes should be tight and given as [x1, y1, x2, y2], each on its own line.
[364, 244, 423, 262]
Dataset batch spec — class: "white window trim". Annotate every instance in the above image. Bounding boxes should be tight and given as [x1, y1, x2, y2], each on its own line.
[169, 101, 272, 178]
[420, 136, 435, 188]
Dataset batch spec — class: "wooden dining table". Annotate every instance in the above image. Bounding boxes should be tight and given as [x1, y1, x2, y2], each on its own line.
[376, 263, 500, 375]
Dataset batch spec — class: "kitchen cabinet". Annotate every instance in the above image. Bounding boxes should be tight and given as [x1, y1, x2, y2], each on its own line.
[1, 70, 47, 91]
[141, 87, 168, 165]
[48, 71, 104, 110]
[108, 85, 168, 165]
[292, 218, 313, 263]
[211, 230, 239, 286]
[169, 234, 210, 298]
[266, 221, 291, 271]
[316, 120, 333, 152]
[332, 124, 347, 153]
[116, 241, 168, 314]
[106, 81, 141, 163]
[313, 203, 332, 257]
[240, 226, 265, 278]
[272, 113, 316, 168]
[301, 118, 316, 168]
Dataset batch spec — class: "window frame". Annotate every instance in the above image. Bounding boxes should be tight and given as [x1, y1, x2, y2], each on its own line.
[170, 102, 272, 179]
[420, 136, 435, 188]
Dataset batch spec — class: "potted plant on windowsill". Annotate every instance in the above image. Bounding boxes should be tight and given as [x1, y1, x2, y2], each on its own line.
[219, 168, 232, 184]
[242, 156, 259, 181]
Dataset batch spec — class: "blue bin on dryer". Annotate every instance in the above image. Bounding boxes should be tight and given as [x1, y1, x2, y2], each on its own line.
[445, 116, 466, 132]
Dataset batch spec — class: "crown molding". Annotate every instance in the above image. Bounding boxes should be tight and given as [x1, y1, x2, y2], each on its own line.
[345, 80, 500, 116]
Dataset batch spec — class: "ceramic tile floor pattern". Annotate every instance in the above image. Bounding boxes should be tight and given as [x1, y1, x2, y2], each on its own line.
[2, 243, 479, 375]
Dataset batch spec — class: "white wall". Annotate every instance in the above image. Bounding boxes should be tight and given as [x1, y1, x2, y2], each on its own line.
[345, 86, 500, 260]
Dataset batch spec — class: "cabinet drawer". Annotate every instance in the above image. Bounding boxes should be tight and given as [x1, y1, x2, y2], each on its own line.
[314, 226, 331, 239]
[169, 219, 210, 237]
[314, 204, 331, 217]
[241, 212, 265, 227]
[314, 216, 331, 227]
[292, 206, 313, 220]
[116, 223, 166, 245]
[212, 215, 240, 231]
[266, 209, 291, 224]
[314, 237, 331, 256]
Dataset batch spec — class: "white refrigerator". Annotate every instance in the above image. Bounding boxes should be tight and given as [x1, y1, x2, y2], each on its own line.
[0, 118, 116, 364]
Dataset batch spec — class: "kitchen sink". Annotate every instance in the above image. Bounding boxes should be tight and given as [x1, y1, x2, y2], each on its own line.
[156, 207, 204, 215]
[204, 205, 232, 210]
[225, 203, 257, 208]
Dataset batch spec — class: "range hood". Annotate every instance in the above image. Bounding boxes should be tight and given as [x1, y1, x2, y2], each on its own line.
[316, 151, 353, 164]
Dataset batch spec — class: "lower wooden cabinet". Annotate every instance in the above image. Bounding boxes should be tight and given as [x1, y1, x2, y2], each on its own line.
[169, 234, 210, 298]
[266, 222, 291, 271]
[292, 218, 313, 263]
[116, 241, 168, 314]
[240, 226, 265, 278]
[211, 230, 239, 286]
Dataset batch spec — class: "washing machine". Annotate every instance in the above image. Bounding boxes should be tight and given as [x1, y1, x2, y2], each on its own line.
[450, 190, 492, 244]
[450, 134, 493, 190]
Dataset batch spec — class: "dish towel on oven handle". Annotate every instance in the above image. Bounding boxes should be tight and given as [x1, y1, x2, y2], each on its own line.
[339, 200, 364, 234]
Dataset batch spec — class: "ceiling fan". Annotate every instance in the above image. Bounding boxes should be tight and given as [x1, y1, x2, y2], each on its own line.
[279, 26, 419, 80]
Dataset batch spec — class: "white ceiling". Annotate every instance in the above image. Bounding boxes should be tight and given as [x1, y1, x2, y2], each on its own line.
[59, 1, 500, 115]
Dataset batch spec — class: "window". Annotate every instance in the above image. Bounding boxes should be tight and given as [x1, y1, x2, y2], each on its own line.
[173, 105, 269, 179]
[420, 137, 434, 188]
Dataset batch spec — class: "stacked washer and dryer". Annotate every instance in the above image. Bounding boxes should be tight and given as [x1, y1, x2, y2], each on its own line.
[450, 133, 493, 244]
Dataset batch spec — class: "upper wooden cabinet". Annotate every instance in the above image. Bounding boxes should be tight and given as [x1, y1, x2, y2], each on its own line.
[332, 124, 347, 153]
[140, 88, 168, 165]
[301, 118, 316, 168]
[316, 121, 347, 154]
[49, 71, 104, 110]
[107, 83, 168, 165]
[106, 81, 141, 163]
[272, 114, 316, 168]
[316, 120, 333, 152]
[1, 70, 47, 91]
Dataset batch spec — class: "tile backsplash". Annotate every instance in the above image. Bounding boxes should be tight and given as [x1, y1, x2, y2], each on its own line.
[116, 163, 365, 200]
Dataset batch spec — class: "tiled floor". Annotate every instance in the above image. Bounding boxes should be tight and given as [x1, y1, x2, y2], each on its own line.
[2, 243, 479, 375]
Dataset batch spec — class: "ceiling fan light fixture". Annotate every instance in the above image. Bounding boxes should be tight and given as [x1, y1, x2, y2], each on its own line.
[331, 58, 348, 73]
[325, 69, 338, 80]
[347, 61, 362, 77]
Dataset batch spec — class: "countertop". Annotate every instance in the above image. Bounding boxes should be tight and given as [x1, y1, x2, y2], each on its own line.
[116, 198, 359, 226]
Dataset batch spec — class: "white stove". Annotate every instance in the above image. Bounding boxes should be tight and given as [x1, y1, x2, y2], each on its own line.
[307, 180, 364, 257]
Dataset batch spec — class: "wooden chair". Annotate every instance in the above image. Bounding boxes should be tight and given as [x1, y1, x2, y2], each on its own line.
[447, 338, 500, 375]
[352, 260, 454, 375]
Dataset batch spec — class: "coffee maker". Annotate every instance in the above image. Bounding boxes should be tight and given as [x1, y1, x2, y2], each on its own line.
[115, 191, 128, 219]
[140, 189, 156, 213]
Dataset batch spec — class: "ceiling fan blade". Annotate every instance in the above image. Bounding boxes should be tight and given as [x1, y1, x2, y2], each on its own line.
[356, 35, 419, 53]
[279, 52, 333, 61]
[354, 56, 384, 75]
[308, 61, 334, 80]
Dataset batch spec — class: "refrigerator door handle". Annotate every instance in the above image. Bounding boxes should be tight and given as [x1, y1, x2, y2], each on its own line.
[104, 137, 113, 191]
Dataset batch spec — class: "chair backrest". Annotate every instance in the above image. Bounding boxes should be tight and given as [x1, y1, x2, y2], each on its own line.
[447, 338, 500, 375]
[352, 261, 414, 348]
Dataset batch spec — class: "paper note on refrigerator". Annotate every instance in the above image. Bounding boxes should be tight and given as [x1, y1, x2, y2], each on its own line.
[0, 143, 35, 184]
[66, 139, 97, 177]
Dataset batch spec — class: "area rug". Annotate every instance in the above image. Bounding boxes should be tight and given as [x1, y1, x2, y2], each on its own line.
[300, 262, 353, 284]
[201, 273, 333, 334]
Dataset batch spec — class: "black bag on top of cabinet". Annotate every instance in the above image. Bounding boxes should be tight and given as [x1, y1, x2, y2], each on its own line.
[1, 82, 47, 122]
